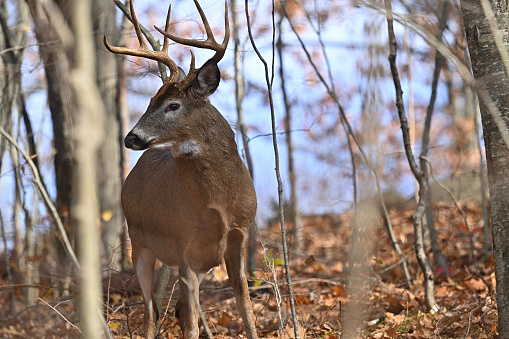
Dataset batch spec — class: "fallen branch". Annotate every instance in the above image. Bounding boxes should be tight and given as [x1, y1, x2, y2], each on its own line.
[38, 298, 83, 334]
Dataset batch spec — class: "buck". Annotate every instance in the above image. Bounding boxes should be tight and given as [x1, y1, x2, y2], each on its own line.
[104, 1, 258, 338]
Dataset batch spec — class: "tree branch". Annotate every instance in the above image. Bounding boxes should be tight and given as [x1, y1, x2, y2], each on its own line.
[0, 127, 80, 270]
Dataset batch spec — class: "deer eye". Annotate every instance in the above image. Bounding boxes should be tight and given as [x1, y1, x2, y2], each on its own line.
[165, 103, 180, 112]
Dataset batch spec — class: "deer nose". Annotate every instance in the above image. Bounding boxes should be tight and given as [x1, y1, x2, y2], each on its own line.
[124, 132, 139, 149]
[124, 131, 153, 150]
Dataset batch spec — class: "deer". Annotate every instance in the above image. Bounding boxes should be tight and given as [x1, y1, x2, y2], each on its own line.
[103, 1, 258, 338]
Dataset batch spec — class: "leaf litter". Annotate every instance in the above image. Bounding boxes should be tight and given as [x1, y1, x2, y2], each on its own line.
[0, 202, 498, 338]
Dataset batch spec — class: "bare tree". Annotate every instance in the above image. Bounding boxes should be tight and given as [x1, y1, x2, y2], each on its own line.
[27, 0, 76, 296]
[0, 0, 39, 305]
[461, 0, 509, 335]
[245, 0, 300, 336]
[231, 0, 258, 275]
[70, 0, 106, 334]
[384, 0, 436, 310]
[420, 0, 451, 274]
[276, 8, 303, 251]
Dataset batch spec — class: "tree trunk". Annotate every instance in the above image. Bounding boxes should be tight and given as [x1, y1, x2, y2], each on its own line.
[93, 0, 123, 271]
[116, 8, 131, 270]
[70, 0, 106, 336]
[231, 0, 258, 274]
[27, 0, 76, 297]
[461, 0, 509, 334]
[1, 0, 36, 304]
[277, 15, 303, 251]
[385, 0, 436, 310]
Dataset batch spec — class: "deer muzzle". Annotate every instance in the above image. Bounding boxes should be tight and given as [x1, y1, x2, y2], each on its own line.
[124, 131, 152, 150]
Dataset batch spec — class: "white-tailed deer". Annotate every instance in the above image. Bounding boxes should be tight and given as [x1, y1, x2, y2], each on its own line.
[104, 1, 258, 338]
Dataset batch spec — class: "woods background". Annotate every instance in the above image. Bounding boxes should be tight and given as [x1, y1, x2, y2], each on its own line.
[0, 0, 507, 337]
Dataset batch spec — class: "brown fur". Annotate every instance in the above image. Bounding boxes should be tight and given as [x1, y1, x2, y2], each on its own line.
[122, 68, 258, 338]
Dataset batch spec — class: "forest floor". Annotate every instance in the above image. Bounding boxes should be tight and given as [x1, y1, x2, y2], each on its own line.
[0, 202, 498, 338]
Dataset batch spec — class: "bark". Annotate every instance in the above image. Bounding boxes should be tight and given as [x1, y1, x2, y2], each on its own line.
[0, 5, 7, 175]
[116, 5, 130, 270]
[461, 0, 509, 334]
[93, 0, 123, 271]
[0, 0, 19, 173]
[10, 145, 28, 299]
[70, 0, 105, 336]
[27, 0, 76, 297]
[0, 212, 15, 311]
[462, 41, 492, 254]
[25, 194, 39, 306]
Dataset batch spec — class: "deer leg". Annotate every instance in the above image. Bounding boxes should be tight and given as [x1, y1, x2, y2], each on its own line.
[132, 246, 158, 339]
[224, 228, 258, 339]
[175, 273, 205, 320]
[178, 263, 200, 339]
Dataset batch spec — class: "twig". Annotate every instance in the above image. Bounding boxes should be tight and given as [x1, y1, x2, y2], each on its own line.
[290, 278, 344, 287]
[0, 40, 59, 56]
[0, 127, 80, 270]
[353, 0, 509, 152]
[421, 156, 478, 269]
[254, 217, 289, 335]
[156, 277, 179, 336]
[291, 0, 359, 217]
[283, 0, 412, 287]
[378, 256, 410, 276]
[255, 223, 286, 333]
[245, 1, 300, 337]
[465, 308, 474, 338]
[163, 278, 179, 321]
[38, 298, 83, 334]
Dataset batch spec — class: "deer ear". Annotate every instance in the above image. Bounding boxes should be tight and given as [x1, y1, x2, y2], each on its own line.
[191, 59, 220, 97]
[178, 67, 186, 81]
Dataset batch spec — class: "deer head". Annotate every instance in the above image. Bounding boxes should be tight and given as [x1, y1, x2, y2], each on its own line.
[104, 0, 229, 152]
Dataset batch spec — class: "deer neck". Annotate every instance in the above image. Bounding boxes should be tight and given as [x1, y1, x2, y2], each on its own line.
[170, 115, 240, 204]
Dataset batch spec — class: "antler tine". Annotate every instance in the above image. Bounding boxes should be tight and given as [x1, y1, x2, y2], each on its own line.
[104, 1, 180, 83]
[161, 4, 172, 55]
[154, 0, 230, 64]
[129, 0, 147, 49]
[193, 0, 215, 43]
[215, 0, 230, 62]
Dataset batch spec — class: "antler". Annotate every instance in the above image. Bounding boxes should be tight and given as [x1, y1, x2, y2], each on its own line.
[154, 0, 230, 90]
[104, 0, 180, 83]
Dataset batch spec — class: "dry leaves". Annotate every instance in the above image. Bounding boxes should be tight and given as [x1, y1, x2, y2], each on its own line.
[0, 202, 498, 338]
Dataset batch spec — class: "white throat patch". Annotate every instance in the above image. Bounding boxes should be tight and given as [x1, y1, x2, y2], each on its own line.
[151, 141, 175, 149]
[171, 140, 201, 158]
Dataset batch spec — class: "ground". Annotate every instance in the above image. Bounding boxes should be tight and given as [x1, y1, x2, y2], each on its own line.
[0, 202, 498, 338]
